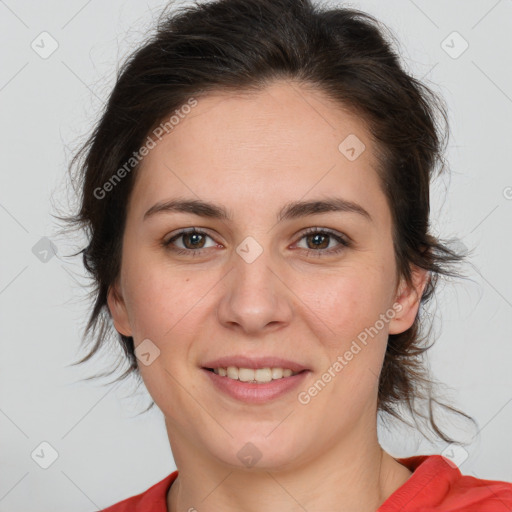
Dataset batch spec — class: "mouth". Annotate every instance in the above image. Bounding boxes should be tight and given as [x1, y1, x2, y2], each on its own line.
[203, 366, 307, 383]
[202, 366, 310, 403]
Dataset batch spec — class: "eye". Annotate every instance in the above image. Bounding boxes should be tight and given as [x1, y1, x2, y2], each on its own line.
[294, 227, 350, 256]
[162, 227, 351, 257]
[163, 228, 218, 256]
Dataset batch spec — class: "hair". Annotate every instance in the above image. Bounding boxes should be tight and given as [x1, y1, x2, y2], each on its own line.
[58, 0, 476, 444]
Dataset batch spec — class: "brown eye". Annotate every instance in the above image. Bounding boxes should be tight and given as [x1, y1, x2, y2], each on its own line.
[180, 232, 207, 249]
[163, 229, 217, 255]
[295, 228, 350, 256]
[304, 232, 330, 250]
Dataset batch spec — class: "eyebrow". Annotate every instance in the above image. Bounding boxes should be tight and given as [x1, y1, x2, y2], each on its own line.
[143, 197, 372, 223]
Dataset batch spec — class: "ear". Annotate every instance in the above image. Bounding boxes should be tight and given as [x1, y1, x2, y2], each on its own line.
[107, 280, 133, 337]
[388, 266, 429, 335]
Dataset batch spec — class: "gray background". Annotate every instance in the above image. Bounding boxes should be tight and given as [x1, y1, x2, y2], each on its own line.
[0, 0, 511, 510]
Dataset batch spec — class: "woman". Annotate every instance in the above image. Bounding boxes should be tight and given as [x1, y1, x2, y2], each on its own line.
[63, 0, 512, 510]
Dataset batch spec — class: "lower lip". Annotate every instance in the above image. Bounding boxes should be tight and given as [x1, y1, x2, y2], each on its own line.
[202, 368, 310, 404]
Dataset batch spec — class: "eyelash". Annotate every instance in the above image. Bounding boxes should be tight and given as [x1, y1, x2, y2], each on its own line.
[162, 227, 351, 257]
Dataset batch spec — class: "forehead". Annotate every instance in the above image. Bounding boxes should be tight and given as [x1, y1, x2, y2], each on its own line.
[129, 80, 387, 223]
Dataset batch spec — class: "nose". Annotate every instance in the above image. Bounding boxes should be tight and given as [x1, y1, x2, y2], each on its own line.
[216, 243, 294, 336]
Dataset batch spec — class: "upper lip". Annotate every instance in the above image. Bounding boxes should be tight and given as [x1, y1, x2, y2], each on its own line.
[202, 356, 309, 373]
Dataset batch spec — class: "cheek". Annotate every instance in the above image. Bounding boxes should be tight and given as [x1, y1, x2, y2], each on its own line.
[122, 264, 202, 406]
[300, 269, 393, 345]
[121, 257, 197, 342]
[291, 270, 393, 430]
[307, 276, 391, 397]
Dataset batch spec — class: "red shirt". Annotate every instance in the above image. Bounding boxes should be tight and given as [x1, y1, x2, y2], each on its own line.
[101, 455, 512, 511]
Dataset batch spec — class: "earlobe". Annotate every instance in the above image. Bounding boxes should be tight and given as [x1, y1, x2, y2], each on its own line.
[388, 267, 429, 335]
[107, 281, 133, 337]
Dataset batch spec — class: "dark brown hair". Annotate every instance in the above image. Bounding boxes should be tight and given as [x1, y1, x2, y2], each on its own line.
[59, 0, 475, 443]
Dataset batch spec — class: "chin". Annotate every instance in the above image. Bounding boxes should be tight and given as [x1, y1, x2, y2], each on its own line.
[208, 429, 308, 472]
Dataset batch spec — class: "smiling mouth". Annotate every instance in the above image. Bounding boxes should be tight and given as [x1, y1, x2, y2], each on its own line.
[204, 367, 307, 384]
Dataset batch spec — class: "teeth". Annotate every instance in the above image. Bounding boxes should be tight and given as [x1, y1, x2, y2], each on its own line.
[213, 366, 299, 383]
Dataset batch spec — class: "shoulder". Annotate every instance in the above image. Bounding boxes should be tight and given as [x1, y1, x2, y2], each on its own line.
[444, 465, 512, 510]
[100, 471, 178, 512]
[380, 454, 512, 511]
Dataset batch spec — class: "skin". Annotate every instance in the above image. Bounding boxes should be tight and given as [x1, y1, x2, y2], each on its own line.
[108, 79, 428, 512]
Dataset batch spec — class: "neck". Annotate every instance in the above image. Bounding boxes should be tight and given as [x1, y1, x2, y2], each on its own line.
[165, 421, 412, 512]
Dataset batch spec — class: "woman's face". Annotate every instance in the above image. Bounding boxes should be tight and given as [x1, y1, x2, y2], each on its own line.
[108, 80, 425, 470]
